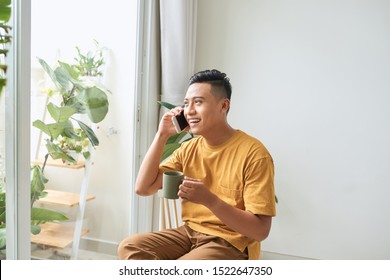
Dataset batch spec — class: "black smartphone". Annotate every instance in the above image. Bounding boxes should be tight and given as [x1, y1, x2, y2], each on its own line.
[172, 112, 189, 133]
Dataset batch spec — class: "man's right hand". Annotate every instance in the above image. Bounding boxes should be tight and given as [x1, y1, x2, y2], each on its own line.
[157, 107, 184, 138]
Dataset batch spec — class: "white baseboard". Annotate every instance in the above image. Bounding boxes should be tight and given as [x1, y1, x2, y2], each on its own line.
[261, 251, 314, 260]
[79, 237, 119, 257]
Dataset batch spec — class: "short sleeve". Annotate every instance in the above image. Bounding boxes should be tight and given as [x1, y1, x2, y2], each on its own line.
[243, 156, 276, 216]
[159, 146, 184, 175]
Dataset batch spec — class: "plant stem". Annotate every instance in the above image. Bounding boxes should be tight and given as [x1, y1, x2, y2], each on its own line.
[64, 86, 76, 106]
[42, 153, 49, 173]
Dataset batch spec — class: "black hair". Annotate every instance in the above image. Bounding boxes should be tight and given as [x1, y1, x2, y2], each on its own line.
[188, 69, 232, 100]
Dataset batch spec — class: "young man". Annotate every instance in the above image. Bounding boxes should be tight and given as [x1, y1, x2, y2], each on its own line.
[118, 69, 276, 260]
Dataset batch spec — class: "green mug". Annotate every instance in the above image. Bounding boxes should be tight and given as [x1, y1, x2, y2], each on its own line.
[162, 171, 183, 199]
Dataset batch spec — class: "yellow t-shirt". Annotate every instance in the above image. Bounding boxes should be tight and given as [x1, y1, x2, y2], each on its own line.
[160, 130, 276, 259]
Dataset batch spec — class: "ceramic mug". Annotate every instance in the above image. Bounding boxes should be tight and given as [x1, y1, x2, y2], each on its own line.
[162, 171, 183, 199]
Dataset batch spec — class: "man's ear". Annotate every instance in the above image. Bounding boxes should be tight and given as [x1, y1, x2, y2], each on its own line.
[222, 98, 230, 112]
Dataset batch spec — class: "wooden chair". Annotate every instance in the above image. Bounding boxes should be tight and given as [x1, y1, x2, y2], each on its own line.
[158, 190, 181, 230]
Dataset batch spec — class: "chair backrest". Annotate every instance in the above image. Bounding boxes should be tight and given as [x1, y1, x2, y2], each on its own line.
[159, 190, 181, 230]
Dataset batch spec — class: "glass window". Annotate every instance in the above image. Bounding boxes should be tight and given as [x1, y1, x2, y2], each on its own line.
[29, 0, 138, 260]
[0, 83, 5, 259]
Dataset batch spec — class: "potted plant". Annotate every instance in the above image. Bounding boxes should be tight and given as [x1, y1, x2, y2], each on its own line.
[33, 42, 109, 167]
[27, 42, 110, 240]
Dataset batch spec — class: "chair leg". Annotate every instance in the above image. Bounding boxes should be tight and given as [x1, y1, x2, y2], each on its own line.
[165, 198, 172, 229]
[160, 197, 166, 230]
[173, 200, 179, 228]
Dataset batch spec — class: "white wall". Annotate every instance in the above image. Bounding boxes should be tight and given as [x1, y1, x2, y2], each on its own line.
[31, 0, 138, 251]
[196, 0, 390, 259]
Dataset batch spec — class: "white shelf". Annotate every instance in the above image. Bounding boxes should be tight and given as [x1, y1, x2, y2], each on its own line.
[31, 222, 90, 249]
[38, 189, 95, 207]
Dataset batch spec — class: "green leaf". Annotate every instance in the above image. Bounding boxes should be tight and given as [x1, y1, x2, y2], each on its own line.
[0, 228, 5, 250]
[47, 102, 76, 122]
[31, 225, 41, 235]
[58, 61, 79, 80]
[30, 165, 49, 206]
[158, 101, 177, 110]
[0, 0, 12, 7]
[37, 57, 62, 90]
[75, 87, 109, 123]
[45, 140, 76, 163]
[161, 142, 181, 162]
[0, 79, 5, 95]
[33, 120, 52, 137]
[62, 125, 80, 140]
[0, 206, 5, 224]
[0, 3, 11, 23]
[55, 62, 86, 92]
[0, 34, 11, 44]
[30, 165, 48, 195]
[0, 23, 11, 33]
[68, 98, 87, 114]
[31, 207, 68, 223]
[0, 192, 5, 224]
[0, 189, 5, 200]
[83, 151, 91, 160]
[32, 120, 70, 139]
[54, 65, 73, 92]
[49, 122, 73, 139]
[166, 131, 188, 144]
[75, 119, 99, 146]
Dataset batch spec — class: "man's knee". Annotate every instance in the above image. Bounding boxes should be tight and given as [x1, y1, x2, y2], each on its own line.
[117, 234, 159, 260]
[117, 236, 133, 260]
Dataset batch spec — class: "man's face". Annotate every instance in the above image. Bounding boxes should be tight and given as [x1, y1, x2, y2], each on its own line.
[183, 83, 228, 136]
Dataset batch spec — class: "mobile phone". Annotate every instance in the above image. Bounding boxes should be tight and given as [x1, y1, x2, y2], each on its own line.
[172, 112, 189, 133]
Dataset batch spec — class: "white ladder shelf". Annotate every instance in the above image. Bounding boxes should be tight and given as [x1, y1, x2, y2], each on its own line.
[31, 155, 95, 259]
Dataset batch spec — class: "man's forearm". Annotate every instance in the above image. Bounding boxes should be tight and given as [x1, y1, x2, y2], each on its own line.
[207, 195, 272, 241]
[135, 132, 170, 196]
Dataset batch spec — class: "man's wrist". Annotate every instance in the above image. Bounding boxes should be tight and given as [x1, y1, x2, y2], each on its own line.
[155, 130, 171, 142]
[206, 192, 222, 211]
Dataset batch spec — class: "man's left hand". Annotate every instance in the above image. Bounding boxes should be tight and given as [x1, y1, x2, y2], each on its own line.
[178, 176, 216, 207]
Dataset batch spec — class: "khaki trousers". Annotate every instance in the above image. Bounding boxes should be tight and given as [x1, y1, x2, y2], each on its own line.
[117, 225, 248, 260]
